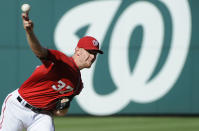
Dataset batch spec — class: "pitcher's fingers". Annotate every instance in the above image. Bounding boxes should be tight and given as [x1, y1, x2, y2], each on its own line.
[21, 13, 29, 21]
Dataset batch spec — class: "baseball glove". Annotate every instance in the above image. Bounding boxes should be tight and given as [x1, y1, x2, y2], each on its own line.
[56, 95, 74, 110]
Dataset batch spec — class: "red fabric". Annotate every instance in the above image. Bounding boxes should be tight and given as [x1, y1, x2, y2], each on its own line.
[77, 36, 103, 54]
[18, 49, 83, 111]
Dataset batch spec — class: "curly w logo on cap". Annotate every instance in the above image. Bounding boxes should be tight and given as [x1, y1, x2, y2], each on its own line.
[77, 36, 103, 54]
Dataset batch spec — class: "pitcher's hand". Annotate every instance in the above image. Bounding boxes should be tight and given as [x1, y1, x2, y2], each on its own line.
[21, 13, 33, 32]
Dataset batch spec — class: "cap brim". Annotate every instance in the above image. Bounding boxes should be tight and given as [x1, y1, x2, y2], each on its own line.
[96, 50, 103, 54]
[87, 49, 104, 54]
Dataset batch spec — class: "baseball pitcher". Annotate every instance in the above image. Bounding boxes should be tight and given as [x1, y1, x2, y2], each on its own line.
[0, 9, 103, 131]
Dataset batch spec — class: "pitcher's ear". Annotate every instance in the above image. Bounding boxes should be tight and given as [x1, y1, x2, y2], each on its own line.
[75, 47, 81, 56]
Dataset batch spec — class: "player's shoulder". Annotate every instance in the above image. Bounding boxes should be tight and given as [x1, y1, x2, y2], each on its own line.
[48, 49, 67, 56]
[48, 49, 71, 59]
[47, 49, 79, 71]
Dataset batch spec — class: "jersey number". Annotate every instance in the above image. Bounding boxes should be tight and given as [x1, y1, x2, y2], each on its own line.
[52, 80, 73, 94]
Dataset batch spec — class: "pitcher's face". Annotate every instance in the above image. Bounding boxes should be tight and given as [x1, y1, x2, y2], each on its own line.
[78, 48, 97, 68]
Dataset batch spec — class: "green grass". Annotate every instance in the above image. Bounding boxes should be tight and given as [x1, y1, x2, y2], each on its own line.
[53, 116, 199, 131]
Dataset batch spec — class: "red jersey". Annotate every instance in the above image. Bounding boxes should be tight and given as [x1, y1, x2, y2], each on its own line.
[18, 49, 83, 111]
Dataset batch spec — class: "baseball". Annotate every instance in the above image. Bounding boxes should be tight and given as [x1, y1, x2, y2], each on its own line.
[21, 4, 30, 13]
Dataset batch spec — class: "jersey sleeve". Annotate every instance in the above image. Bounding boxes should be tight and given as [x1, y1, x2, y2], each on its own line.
[40, 49, 68, 67]
[47, 49, 67, 62]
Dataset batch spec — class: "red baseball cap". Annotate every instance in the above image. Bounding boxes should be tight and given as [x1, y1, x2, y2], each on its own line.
[77, 36, 103, 54]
